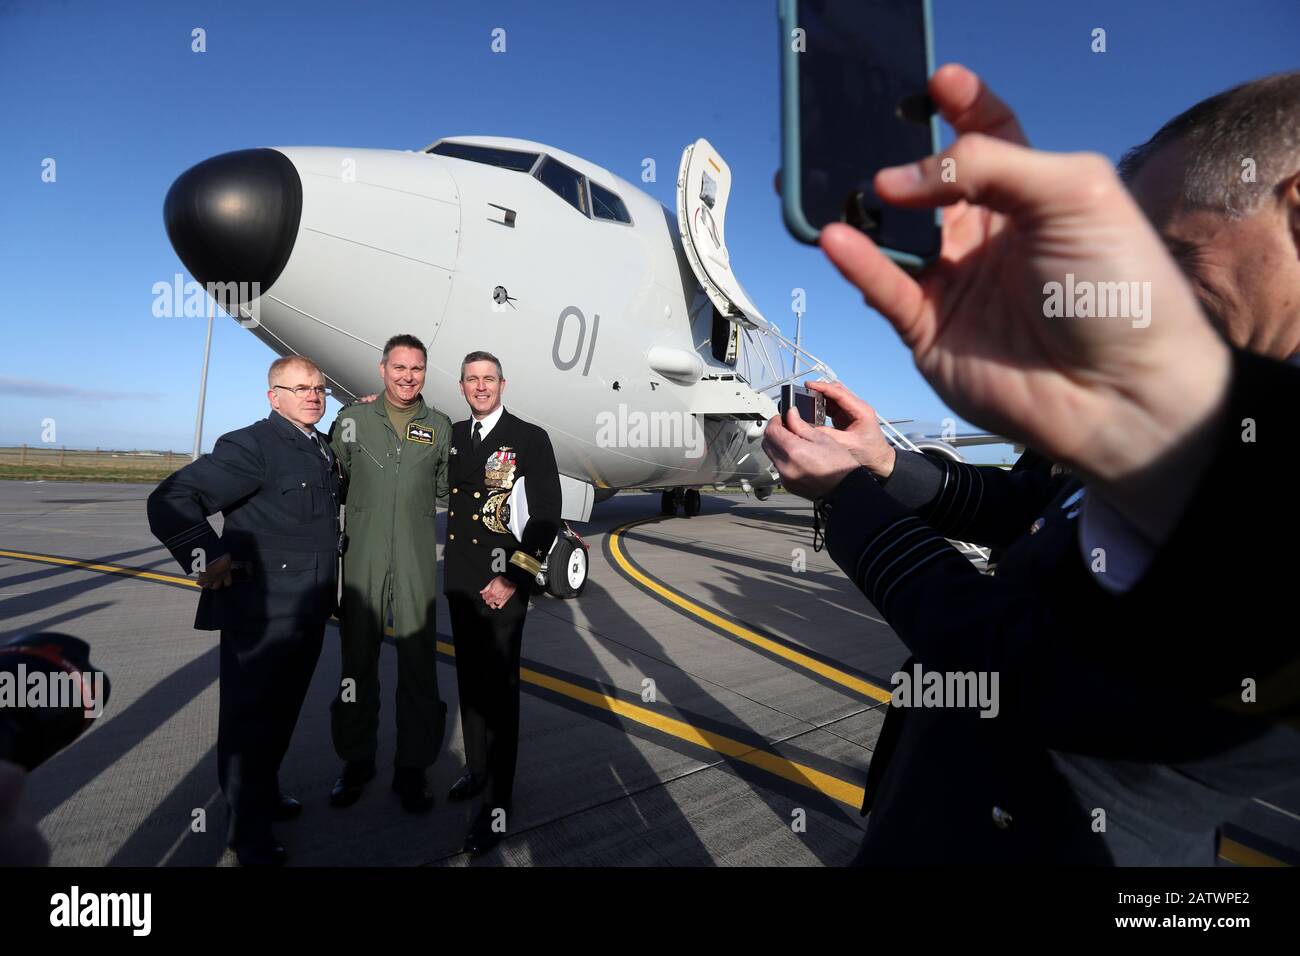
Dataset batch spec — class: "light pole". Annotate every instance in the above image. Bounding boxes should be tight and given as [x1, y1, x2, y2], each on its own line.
[191, 295, 214, 460]
[794, 310, 803, 375]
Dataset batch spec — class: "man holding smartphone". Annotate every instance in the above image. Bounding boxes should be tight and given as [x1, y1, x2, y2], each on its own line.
[764, 62, 1297, 865]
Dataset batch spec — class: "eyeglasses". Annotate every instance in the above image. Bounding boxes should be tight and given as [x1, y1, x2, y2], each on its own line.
[273, 385, 332, 398]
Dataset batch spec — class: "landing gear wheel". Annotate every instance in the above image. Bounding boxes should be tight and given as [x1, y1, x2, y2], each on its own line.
[683, 488, 701, 518]
[660, 489, 678, 516]
[546, 536, 588, 598]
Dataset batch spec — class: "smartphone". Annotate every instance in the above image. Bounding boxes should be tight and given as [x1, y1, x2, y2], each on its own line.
[780, 384, 827, 426]
[779, 0, 941, 270]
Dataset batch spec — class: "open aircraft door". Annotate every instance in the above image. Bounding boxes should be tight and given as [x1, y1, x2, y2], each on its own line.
[676, 138, 770, 333]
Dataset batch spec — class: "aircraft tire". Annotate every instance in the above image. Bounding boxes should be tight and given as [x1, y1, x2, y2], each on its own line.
[683, 488, 701, 518]
[660, 490, 678, 516]
[546, 536, 588, 599]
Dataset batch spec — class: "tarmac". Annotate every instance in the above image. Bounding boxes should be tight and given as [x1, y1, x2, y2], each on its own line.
[0, 480, 1294, 866]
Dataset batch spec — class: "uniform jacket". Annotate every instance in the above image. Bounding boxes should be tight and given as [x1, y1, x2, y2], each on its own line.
[823, 351, 1298, 863]
[147, 411, 341, 631]
[329, 396, 451, 638]
[444, 407, 561, 597]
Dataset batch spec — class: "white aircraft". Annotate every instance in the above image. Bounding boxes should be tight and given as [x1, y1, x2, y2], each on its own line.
[163, 135, 989, 596]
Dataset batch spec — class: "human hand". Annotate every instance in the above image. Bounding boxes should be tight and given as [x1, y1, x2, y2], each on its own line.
[762, 408, 863, 500]
[479, 575, 517, 610]
[197, 553, 232, 590]
[805, 380, 897, 478]
[820, 64, 1229, 539]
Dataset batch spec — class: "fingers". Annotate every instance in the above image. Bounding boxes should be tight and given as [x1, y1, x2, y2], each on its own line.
[806, 379, 876, 421]
[929, 63, 1029, 145]
[820, 224, 931, 349]
[875, 133, 1092, 219]
[783, 407, 817, 440]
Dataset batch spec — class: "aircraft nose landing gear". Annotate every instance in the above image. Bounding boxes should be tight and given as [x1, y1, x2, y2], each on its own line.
[683, 488, 701, 517]
[660, 487, 701, 518]
[542, 526, 588, 598]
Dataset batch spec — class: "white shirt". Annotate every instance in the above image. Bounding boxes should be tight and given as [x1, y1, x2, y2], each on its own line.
[1077, 492, 1156, 595]
[471, 404, 505, 443]
[281, 414, 330, 461]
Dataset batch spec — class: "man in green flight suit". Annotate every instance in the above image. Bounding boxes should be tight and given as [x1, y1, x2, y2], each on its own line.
[327, 333, 453, 812]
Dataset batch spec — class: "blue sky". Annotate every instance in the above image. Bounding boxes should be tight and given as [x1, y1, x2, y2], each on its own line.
[1, 0, 1296, 461]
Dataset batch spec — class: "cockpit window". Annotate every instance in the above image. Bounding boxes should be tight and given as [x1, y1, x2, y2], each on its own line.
[428, 141, 539, 172]
[534, 157, 589, 216]
[590, 181, 632, 224]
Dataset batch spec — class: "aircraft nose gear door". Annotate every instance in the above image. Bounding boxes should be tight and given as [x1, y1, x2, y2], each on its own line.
[676, 138, 770, 333]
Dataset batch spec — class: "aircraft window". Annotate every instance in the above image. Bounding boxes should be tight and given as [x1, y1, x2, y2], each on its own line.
[534, 157, 589, 216]
[590, 181, 631, 224]
[428, 142, 538, 172]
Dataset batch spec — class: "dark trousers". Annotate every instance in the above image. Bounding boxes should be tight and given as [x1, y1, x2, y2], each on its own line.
[331, 594, 446, 769]
[218, 615, 325, 847]
[448, 590, 527, 811]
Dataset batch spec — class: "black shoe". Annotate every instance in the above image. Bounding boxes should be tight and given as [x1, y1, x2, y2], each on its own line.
[230, 840, 287, 867]
[392, 767, 435, 814]
[464, 806, 507, 857]
[329, 759, 376, 808]
[272, 793, 303, 822]
[448, 771, 486, 802]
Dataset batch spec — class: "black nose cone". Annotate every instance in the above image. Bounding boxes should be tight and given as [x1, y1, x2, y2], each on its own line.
[163, 148, 303, 295]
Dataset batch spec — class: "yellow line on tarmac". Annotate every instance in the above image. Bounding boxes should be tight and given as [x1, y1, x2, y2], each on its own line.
[0, 548, 199, 588]
[520, 665, 865, 807]
[603, 525, 1293, 868]
[5, 544, 1287, 864]
[607, 519, 892, 703]
[3, 546, 864, 808]
[1219, 837, 1286, 867]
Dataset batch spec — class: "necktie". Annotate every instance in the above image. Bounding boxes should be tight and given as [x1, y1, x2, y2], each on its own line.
[472, 420, 482, 452]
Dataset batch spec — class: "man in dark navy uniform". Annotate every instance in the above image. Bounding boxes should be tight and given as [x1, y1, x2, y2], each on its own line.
[762, 64, 1299, 865]
[443, 350, 561, 856]
[148, 355, 341, 866]
[782, 67, 1300, 864]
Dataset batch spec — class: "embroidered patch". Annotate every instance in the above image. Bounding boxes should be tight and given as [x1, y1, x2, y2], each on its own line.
[406, 422, 434, 444]
[482, 490, 512, 534]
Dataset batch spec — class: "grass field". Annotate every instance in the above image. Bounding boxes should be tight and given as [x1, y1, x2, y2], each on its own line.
[0, 446, 188, 483]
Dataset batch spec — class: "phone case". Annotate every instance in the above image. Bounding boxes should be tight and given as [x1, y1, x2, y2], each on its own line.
[779, 0, 941, 271]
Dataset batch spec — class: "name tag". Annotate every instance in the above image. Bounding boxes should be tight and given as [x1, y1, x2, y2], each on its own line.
[406, 423, 434, 444]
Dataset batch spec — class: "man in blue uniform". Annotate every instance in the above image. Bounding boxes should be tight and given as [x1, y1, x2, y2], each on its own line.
[147, 355, 341, 866]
